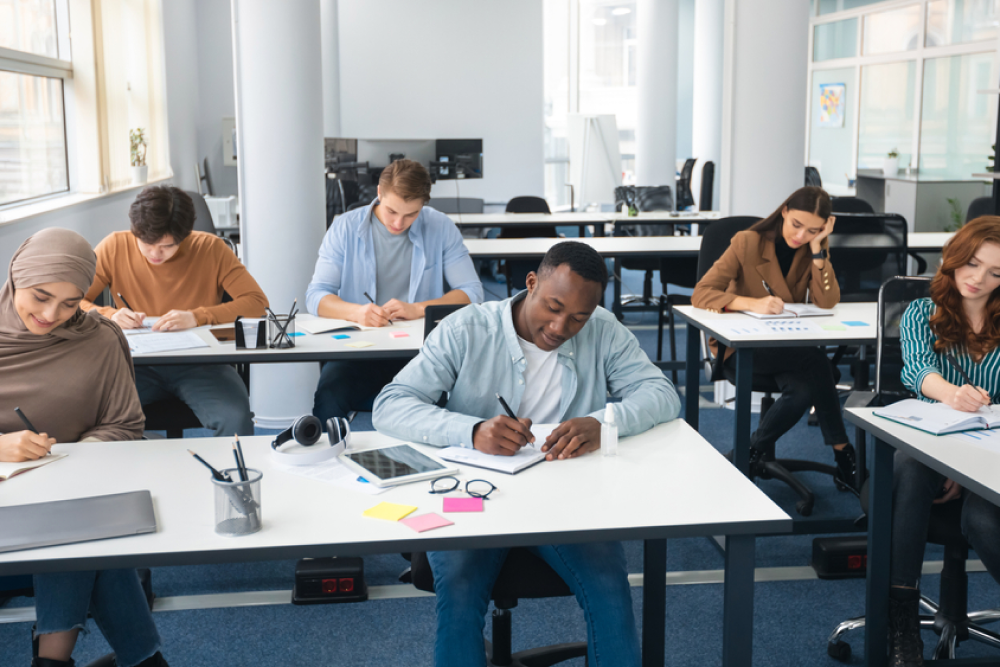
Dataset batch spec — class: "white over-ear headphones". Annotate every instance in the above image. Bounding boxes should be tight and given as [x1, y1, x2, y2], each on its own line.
[269, 416, 351, 466]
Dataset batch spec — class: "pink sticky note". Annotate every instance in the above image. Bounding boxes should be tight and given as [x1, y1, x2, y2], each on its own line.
[443, 496, 484, 512]
[401, 513, 454, 533]
[390, 331, 409, 338]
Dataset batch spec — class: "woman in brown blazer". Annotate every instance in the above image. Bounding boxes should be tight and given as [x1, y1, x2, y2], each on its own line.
[692, 186, 858, 489]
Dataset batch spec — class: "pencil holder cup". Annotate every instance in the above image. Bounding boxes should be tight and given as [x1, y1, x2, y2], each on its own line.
[268, 314, 296, 349]
[212, 468, 263, 537]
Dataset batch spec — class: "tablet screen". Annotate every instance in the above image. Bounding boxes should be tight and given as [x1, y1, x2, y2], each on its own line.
[345, 445, 447, 480]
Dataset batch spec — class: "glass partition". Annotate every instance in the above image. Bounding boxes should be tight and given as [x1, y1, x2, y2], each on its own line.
[813, 18, 858, 61]
[858, 61, 918, 172]
[863, 4, 922, 55]
[925, 0, 999, 47]
[809, 67, 857, 188]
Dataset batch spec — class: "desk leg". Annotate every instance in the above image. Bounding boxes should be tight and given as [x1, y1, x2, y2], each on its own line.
[685, 324, 701, 429]
[642, 538, 667, 667]
[864, 437, 893, 667]
[595, 223, 605, 237]
[733, 348, 754, 476]
[722, 534, 755, 667]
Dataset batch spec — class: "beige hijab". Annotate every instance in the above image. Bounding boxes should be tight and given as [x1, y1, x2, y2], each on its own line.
[0, 229, 144, 442]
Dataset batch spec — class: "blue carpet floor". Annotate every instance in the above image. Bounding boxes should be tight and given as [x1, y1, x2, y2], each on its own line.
[2, 270, 998, 665]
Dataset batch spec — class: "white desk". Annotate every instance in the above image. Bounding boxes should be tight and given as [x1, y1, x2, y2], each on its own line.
[845, 407, 1000, 667]
[130, 315, 424, 366]
[675, 303, 879, 523]
[908, 232, 954, 252]
[0, 421, 791, 667]
[464, 236, 702, 260]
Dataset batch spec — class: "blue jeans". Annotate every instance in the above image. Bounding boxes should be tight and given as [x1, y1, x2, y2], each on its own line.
[427, 542, 639, 667]
[891, 451, 1000, 588]
[136, 364, 254, 436]
[33, 569, 160, 667]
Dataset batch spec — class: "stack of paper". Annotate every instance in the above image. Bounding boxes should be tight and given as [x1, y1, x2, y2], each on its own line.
[128, 331, 209, 355]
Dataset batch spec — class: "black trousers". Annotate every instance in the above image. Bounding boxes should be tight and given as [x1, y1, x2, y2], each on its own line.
[724, 345, 849, 452]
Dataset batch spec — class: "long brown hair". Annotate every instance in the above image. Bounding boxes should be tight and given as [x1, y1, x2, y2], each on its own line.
[929, 216, 1000, 357]
[748, 186, 832, 240]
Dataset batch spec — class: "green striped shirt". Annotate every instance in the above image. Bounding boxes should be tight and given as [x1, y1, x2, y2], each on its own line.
[900, 297, 1000, 402]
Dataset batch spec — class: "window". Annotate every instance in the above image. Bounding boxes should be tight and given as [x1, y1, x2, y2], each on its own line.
[0, 0, 70, 206]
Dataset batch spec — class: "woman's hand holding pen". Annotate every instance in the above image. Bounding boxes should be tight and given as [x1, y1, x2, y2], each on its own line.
[473, 415, 534, 456]
[542, 417, 601, 461]
[0, 431, 55, 462]
[112, 308, 146, 329]
[752, 296, 785, 314]
[946, 383, 992, 412]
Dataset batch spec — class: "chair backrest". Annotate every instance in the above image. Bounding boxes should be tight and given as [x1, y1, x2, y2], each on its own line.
[505, 196, 550, 214]
[827, 213, 908, 302]
[185, 190, 217, 235]
[635, 185, 673, 212]
[966, 196, 994, 222]
[696, 216, 762, 281]
[699, 161, 715, 211]
[424, 304, 468, 339]
[676, 158, 697, 209]
[831, 196, 875, 214]
[614, 185, 635, 211]
[428, 197, 485, 215]
[804, 166, 822, 187]
[875, 276, 931, 402]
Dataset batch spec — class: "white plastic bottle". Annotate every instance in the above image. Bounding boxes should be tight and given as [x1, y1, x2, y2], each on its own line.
[601, 403, 618, 457]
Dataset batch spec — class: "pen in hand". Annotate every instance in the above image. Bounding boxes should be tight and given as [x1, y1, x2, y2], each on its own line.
[496, 393, 534, 446]
[14, 407, 38, 434]
[945, 353, 991, 406]
[761, 279, 776, 297]
[363, 292, 393, 324]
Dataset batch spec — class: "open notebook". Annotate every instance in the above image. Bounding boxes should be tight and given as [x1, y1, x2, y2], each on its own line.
[436, 424, 555, 474]
[875, 399, 1000, 435]
[0, 454, 66, 482]
[739, 304, 833, 319]
[297, 318, 379, 335]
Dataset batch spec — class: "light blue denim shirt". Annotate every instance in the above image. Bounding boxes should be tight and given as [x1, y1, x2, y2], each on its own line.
[305, 200, 484, 315]
[372, 292, 681, 448]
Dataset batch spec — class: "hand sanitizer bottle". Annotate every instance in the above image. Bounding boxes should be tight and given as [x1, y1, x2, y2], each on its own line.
[601, 403, 618, 457]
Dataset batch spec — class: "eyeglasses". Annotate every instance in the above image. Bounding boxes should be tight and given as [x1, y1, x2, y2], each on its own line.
[429, 476, 497, 500]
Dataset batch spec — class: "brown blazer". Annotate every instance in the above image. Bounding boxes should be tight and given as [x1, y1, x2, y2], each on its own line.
[691, 230, 840, 360]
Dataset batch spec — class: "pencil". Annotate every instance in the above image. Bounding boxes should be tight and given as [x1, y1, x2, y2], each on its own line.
[946, 353, 991, 405]
[188, 449, 229, 481]
[116, 292, 135, 312]
[14, 407, 38, 434]
[234, 434, 248, 481]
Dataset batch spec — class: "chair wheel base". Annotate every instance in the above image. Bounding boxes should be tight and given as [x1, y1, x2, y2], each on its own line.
[796, 499, 814, 516]
[827, 640, 851, 662]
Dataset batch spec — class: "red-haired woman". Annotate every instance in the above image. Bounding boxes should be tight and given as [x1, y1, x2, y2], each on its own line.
[693, 186, 858, 487]
[891, 217, 1000, 666]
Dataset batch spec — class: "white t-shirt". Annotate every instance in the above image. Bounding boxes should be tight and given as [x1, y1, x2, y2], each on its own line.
[515, 335, 563, 424]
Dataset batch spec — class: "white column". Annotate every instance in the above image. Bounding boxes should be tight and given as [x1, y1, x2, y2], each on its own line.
[232, 0, 326, 428]
[691, 0, 724, 210]
[635, 0, 679, 188]
[720, 0, 810, 216]
[161, 0, 200, 192]
[320, 0, 341, 137]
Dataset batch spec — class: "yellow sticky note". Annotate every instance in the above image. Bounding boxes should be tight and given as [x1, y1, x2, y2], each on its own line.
[363, 502, 418, 522]
[345, 341, 375, 348]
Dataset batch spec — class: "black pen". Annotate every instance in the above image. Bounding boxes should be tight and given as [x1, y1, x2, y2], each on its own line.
[188, 449, 230, 482]
[234, 434, 248, 482]
[945, 353, 991, 405]
[761, 279, 776, 297]
[363, 292, 393, 324]
[14, 407, 38, 434]
[116, 292, 134, 311]
[496, 393, 517, 419]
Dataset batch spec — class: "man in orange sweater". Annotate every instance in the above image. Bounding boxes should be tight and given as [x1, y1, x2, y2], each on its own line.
[82, 186, 269, 436]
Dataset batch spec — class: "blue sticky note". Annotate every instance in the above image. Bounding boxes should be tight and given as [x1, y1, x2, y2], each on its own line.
[287, 332, 304, 337]
[333, 334, 350, 339]
[842, 321, 869, 327]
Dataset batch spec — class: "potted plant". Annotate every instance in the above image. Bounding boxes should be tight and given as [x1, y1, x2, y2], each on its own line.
[883, 148, 899, 177]
[130, 128, 148, 185]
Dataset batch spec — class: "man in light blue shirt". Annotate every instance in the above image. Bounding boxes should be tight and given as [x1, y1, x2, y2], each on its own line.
[307, 160, 483, 423]
[373, 241, 679, 667]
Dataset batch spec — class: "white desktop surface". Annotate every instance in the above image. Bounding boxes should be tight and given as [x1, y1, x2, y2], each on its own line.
[908, 232, 954, 251]
[609, 211, 722, 222]
[465, 236, 702, 258]
[129, 314, 423, 365]
[448, 212, 609, 226]
[846, 407, 1000, 507]
[674, 303, 878, 348]
[0, 420, 791, 575]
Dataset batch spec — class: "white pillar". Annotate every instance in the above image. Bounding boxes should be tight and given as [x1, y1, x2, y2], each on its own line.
[691, 0, 724, 210]
[636, 0, 679, 188]
[720, 0, 810, 216]
[232, 0, 326, 428]
[320, 0, 341, 137]
[161, 0, 200, 192]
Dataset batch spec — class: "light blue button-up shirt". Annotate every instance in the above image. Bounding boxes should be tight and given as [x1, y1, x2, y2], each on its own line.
[372, 291, 681, 448]
[305, 200, 484, 315]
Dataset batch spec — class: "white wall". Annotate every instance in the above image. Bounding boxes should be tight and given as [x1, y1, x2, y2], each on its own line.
[162, 0, 200, 193]
[194, 0, 239, 197]
[338, 0, 544, 203]
[676, 0, 695, 161]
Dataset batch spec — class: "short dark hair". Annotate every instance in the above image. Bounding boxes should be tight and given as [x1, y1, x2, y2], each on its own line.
[379, 159, 432, 203]
[129, 186, 196, 244]
[537, 241, 608, 292]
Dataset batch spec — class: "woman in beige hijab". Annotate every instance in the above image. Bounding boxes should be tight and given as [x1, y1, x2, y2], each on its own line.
[0, 229, 166, 667]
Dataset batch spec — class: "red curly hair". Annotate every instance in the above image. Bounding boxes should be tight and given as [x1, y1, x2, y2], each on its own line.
[929, 216, 1000, 358]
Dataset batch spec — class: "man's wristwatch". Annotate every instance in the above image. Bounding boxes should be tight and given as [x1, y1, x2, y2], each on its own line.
[812, 248, 828, 260]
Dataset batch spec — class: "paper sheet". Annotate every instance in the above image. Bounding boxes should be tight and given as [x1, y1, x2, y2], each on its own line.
[949, 428, 1000, 451]
[120, 317, 160, 336]
[363, 502, 418, 521]
[273, 457, 388, 495]
[704, 318, 825, 337]
[127, 331, 210, 355]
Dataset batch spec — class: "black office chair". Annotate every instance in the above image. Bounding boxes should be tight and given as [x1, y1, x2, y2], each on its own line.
[966, 196, 995, 222]
[805, 166, 823, 187]
[699, 217, 842, 516]
[424, 303, 469, 340]
[831, 196, 875, 214]
[185, 191, 237, 256]
[400, 550, 588, 667]
[675, 158, 697, 210]
[615, 185, 676, 310]
[827, 276, 1000, 662]
[142, 399, 203, 439]
[500, 196, 556, 296]
[1, 570, 155, 667]
[699, 161, 715, 212]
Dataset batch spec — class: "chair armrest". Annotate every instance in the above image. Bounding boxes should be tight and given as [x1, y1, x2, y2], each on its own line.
[907, 251, 928, 275]
[845, 390, 877, 409]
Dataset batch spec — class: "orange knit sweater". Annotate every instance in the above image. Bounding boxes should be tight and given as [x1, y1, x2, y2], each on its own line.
[82, 231, 269, 325]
